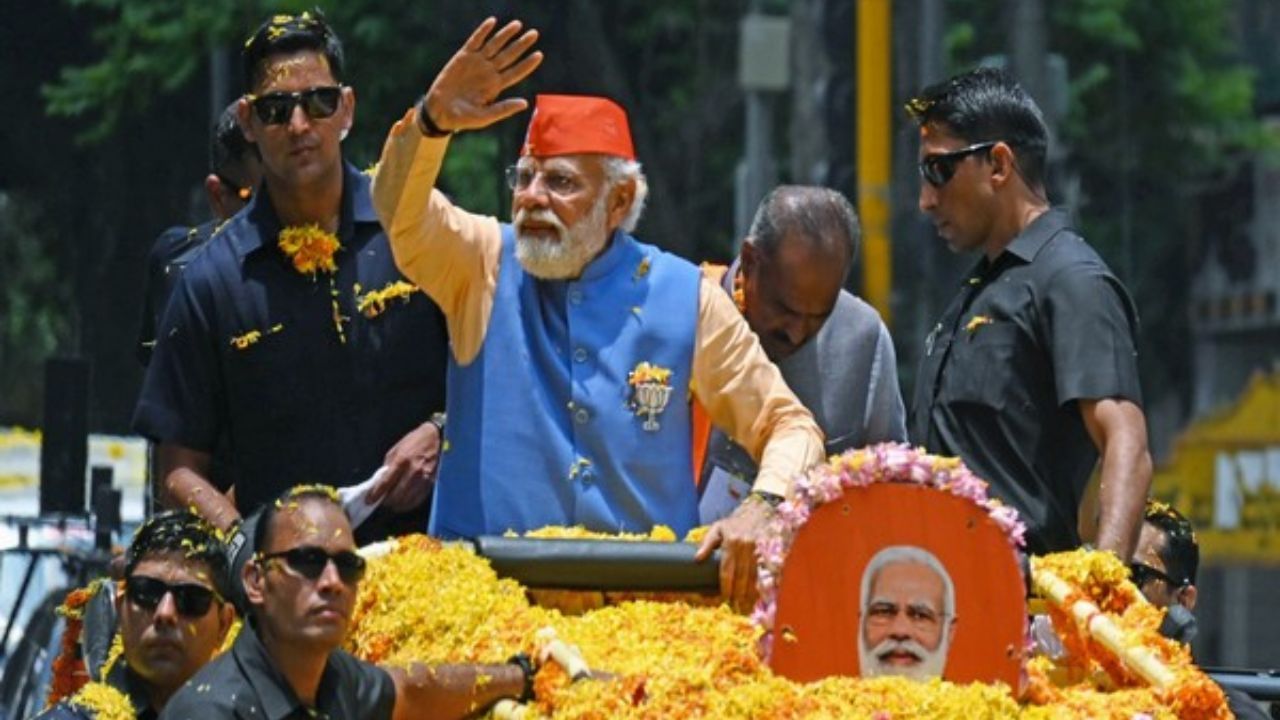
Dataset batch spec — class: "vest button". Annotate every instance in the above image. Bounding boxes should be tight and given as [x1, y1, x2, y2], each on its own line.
[573, 407, 590, 424]
[573, 347, 588, 363]
[568, 288, 583, 304]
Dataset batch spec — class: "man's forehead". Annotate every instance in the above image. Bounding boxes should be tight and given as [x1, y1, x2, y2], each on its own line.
[1135, 522, 1169, 568]
[257, 51, 333, 92]
[874, 561, 944, 592]
[270, 496, 353, 547]
[131, 552, 214, 585]
[918, 122, 965, 153]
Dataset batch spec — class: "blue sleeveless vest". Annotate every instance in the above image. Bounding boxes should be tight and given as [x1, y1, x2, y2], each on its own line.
[431, 226, 701, 539]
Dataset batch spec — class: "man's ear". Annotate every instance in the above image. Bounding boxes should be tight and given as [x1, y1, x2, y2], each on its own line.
[205, 174, 228, 219]
[242, 557, 265, 607]
[946, 616, 958, 646]
[605, 177, 635, 232]
[740, 237, 759, 275]
[216, 602, 235, 643]
[236, 98, 257, 143]
[340, 85, 356, 138]
[989, 142, 1017, 187]
[1177, 584, 1198, 612]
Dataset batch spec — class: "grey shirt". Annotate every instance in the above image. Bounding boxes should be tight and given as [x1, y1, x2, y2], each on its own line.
[699, 273, 906, 500]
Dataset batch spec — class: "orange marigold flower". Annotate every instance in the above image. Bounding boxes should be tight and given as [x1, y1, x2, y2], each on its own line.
[277, 224, 340, 276]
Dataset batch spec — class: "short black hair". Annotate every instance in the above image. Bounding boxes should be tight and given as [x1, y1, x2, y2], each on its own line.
[241, 9, 344, 93]
[906, 66, 1049, 189]
[1143, 500, 1199, 587]
[253, 484, 346, 555]
[748, 185, 860, 278]
[210, 101, 255, 177]
[124, 510, 231, 599]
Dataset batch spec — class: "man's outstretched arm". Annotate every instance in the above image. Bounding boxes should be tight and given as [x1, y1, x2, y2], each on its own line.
[387, 662, 526, 720]
[373, 17, 542, 364]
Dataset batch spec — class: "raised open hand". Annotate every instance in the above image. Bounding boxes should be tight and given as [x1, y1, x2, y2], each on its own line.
[423, 17, 543, 134]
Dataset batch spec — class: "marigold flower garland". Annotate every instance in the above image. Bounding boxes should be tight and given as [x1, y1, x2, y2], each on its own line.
[47, 579, 109, 706]
[65, 681, 135, 720]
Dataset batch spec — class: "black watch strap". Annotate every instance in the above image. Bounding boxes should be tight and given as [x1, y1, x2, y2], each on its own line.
[507, 652, 536, 703]
[416, 96, 451, 138]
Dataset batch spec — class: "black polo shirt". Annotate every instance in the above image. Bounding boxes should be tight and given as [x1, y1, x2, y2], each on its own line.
[137, 220, 220, 367]
[133, 162, 448, 540]
[909, 209, 1142, 555]
[158, 621, 395, 720]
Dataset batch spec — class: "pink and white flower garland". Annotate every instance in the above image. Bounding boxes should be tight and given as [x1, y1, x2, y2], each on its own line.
[751, 442, 1027, 659]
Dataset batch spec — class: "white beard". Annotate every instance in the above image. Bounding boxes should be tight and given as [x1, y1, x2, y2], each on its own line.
[514, 193, 610, 280]
[858, 635, 951, 682]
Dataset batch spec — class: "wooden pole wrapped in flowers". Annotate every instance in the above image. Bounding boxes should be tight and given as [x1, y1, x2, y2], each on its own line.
[1027, 550, 1230, 718]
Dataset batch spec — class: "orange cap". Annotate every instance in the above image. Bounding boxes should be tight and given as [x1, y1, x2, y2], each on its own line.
[520, 94, 635, 160]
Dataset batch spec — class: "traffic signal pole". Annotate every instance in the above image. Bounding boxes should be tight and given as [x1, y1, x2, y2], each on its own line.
[857, 0, 892, 326]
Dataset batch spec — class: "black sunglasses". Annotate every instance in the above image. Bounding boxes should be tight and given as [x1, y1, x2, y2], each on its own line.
[126, 576, 221, 617]
[259, 546, 366, 584]
[918, 141, 998, 188]
[248, 86, 343, 125]
[1129, 561, 1184, 588]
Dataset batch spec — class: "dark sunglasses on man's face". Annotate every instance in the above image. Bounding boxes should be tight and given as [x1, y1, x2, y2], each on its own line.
[918, 141, 999, 188]
[126, 576, 220, 617]
[259, 546, 367, 584]
[1129, 561, 1183, 588]
[248, 85, 343, 125]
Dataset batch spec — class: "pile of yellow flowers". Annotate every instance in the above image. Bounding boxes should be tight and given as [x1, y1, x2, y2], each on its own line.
[346, 536, 1224, 718]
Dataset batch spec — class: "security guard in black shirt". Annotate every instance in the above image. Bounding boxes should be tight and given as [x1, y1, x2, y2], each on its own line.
[34, 511, 236, 719]
[160, 485, 536, 720]
[133, 11, 448, 545]
[906, 68, 1153, 558]
[136, 102, 261, 367]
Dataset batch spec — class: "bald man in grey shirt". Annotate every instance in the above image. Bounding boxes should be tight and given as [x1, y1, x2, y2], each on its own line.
[699, 186, 905, 520]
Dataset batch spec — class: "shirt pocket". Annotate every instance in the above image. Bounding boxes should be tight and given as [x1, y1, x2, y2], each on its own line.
[223, 328, 306, 427]
[943, 321, 1020, 411]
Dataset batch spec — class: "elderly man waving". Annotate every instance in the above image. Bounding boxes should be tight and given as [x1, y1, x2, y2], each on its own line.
[372, 18, 823, 610]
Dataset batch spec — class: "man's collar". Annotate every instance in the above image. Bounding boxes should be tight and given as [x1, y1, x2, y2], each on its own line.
[111, 663, 157, 719]
[1001, 207, 1073, 263]
[231, 161, 378, 259]
[232, 620, 310, 719]
[722, 256, 742, 295]
[576, 229, 638, 283]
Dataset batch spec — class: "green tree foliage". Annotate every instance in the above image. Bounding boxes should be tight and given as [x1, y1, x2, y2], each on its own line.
[0, 193, 74, 423]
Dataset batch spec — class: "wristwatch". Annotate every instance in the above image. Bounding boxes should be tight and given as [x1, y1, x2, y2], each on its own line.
[416, 96, 451, 138]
